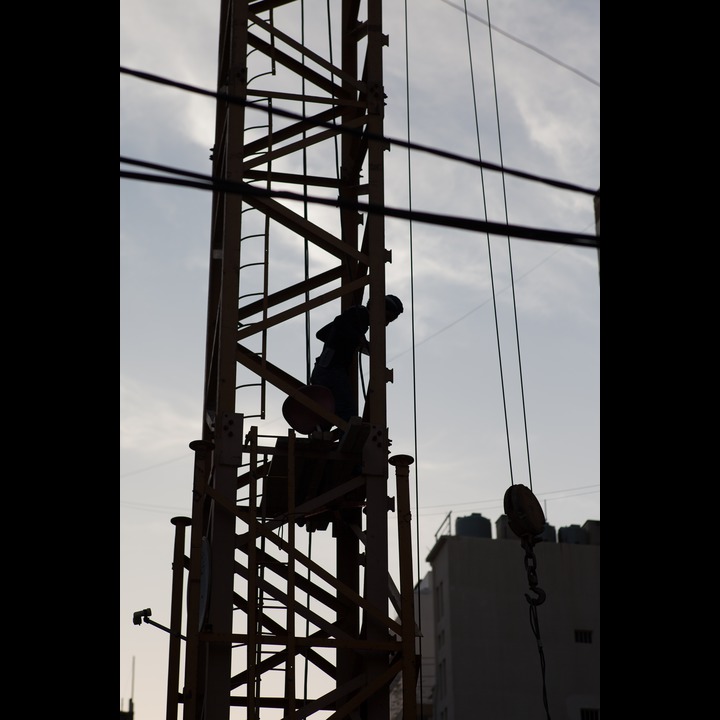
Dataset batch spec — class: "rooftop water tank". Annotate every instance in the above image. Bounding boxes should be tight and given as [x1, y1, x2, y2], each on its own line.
[558, 524, 588, 544]
[455, 513, 491, 538]
[496, 514, 556, 541]
[582, 519, 600, 545]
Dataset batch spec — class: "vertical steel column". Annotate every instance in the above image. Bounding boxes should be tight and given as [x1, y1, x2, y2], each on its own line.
[183, 439, 214, 718]
[246, 425, 259, 718]
[336, 0, 365, 699]
[390, 454, 419, 720]
[286, 430, 297, 715]
[187, 1, 250, 718]
[166, 516, 191, 720]
[364, 1, 391, 717]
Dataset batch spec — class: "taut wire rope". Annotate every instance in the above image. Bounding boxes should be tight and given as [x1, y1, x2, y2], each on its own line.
[461, 0, 516, 487]
[471, 2, 551, 716]
[302, 0, 311, 385]
[300, 2, 311, 703]
[298, 0, 342, 703]
[402, 0, 426, 715]
[483, 1, 535, 496]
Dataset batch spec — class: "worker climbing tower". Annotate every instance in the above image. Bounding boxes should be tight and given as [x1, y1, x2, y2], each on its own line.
[161, 1, 419, 718]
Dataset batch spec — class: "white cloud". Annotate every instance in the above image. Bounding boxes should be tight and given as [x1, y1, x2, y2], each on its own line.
[120, 375, 200, 457]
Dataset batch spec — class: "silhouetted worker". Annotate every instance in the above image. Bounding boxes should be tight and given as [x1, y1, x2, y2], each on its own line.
[310, 294, 404, 426]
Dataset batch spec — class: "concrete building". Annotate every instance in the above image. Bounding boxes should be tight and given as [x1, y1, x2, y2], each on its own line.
[390, 573, 436, 718]
[392, 514, 600, 720]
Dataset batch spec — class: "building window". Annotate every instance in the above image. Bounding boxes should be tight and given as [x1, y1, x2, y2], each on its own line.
[580, 709, 599, 720]
[574, 629, 593, 643]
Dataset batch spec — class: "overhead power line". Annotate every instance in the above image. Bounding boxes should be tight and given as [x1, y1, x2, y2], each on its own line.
[120, 158, 598, 249]
[438, 0, 600, 87]
[119, 66, 598, 198]
[120, 66, 599, 248]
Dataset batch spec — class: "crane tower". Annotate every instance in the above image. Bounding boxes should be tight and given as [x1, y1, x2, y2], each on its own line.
[162, 1, 420, 718]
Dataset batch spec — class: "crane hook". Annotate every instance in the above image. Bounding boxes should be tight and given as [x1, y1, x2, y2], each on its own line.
[525, 585, 546, 606]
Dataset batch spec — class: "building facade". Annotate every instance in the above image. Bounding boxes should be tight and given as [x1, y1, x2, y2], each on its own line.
[393, 514, 600, 720]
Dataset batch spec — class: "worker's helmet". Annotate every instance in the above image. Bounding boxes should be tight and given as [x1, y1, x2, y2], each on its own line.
[385, 295, 404, 316]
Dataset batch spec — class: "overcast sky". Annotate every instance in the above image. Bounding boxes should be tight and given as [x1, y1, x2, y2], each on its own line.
[120, 1, 599, 717]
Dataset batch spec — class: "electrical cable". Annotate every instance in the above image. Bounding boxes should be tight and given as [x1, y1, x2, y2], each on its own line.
[301, 0, 311, 387]
[403, 0, 427, 714]
[120, 160, 598, 249]
[462, 0, 515, 488]
[438, 0, 599, 87]
[465, 3, 554, 715]
[119, 66, 598, 198]
[481, 0, 536, 496]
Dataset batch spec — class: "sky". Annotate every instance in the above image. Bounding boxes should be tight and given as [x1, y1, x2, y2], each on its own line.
[120, 1, 599, 717]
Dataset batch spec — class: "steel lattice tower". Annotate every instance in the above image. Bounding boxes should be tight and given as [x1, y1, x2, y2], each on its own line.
[162, 2, 419, 718]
